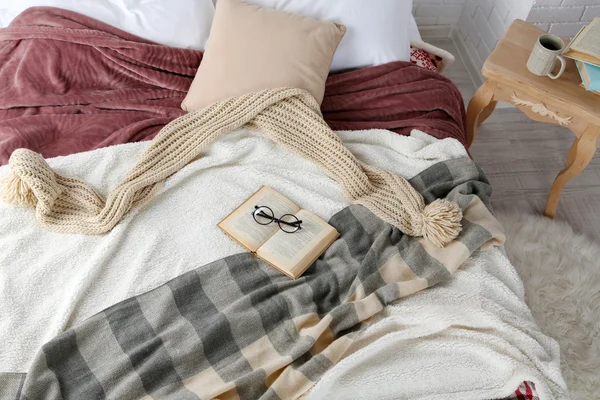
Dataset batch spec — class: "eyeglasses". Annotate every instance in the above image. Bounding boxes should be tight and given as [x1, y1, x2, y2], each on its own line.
[252, 205, 302, 233]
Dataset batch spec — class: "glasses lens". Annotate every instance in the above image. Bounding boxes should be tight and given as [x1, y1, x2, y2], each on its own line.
[253, 206, 274, 225]
[279, 214, 301, 233]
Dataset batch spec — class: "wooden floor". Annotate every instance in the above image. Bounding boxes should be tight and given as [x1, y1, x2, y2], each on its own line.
[430, 38, 600, 242]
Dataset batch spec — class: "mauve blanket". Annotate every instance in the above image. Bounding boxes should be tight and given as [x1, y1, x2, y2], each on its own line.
[0, 7, 466, 166]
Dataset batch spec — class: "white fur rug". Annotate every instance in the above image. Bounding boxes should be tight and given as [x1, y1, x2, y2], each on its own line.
[496, 211, 600, 400]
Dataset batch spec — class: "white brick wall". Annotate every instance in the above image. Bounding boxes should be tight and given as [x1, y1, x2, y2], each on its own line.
[528, 0, 600, 38]
[413, 0, 467, 25]
[454, 0, 534, 72]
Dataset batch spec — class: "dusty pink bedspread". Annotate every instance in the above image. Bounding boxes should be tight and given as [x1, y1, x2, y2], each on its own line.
[0, 7, 466, 166]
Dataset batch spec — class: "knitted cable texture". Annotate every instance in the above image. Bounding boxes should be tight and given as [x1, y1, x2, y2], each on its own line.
[0, 88, 462, 247]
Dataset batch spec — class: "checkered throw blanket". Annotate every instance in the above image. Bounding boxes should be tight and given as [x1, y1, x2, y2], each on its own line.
[1, 158, 505, 400]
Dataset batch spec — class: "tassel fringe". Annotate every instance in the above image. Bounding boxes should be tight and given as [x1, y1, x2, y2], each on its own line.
[421, 199, 463, 247]
[0, 172, 37, 207]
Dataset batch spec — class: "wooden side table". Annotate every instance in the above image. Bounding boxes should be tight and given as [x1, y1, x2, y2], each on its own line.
[467, 19, 600, 218]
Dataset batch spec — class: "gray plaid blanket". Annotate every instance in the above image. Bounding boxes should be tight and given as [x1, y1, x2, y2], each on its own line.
[2, 158, 504, 400]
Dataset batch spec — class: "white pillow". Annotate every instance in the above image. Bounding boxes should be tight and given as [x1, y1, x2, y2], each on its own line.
[241, 0, 412, 71]
[409, 14, 422, 42]
[0, 0, 215, 50]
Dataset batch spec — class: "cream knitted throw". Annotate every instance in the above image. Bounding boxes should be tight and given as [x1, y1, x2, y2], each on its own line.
[0, 88, 462, 247]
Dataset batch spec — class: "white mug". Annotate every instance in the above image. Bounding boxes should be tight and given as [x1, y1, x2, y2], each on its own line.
[526, 34, 567, 80]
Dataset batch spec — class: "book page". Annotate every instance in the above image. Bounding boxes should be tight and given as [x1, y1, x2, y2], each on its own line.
[571, 19, 600, 58]
[218, 187, 300, 252]
[257, 209, 339, 278]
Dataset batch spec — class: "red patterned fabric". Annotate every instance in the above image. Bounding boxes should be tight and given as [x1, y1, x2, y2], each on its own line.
[410, 47, 437, 71]
[497, 382, 539, 400]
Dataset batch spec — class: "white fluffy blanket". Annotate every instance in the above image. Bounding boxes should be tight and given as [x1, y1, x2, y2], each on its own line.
[0, 128, 464, 373]
[0, 128, 567, 399]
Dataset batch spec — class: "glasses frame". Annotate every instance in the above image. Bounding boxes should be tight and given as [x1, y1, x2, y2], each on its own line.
[252, 205, 302, 233]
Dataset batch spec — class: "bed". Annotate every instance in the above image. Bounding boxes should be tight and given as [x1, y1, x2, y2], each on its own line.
[0, 4, 568, 400]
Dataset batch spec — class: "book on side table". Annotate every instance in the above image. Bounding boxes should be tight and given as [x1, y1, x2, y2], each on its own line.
[563, 17, 600, 67]
[576, 60, 600, 91]
[218, 186, 339, 279]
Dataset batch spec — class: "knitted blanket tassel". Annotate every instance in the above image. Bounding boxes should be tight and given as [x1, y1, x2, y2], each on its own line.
[0, 88, 462, 247]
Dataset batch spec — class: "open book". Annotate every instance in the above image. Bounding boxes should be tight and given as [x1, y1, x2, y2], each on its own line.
[218, 186, 339, 279]
[563, 18, 600, 66]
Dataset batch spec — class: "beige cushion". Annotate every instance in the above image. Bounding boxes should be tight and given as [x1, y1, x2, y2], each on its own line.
[181, 0, 345, 111]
